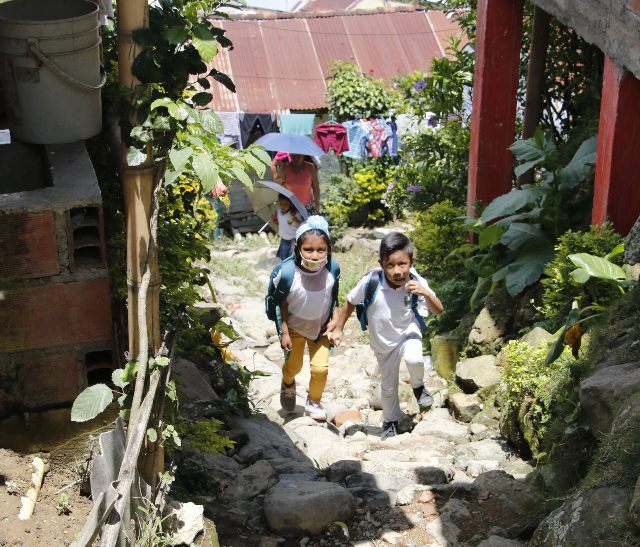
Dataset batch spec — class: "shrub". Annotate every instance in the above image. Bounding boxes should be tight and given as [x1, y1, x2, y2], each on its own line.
[539, 223, 624, 331]
[326, 61, 400, 122]
[410, 200, 468, 283]
[321, 170, 392, 236]
[385, 120, 469, 215]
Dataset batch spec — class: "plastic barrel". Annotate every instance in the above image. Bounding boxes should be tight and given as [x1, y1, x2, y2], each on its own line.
[0, 0, 104, 144]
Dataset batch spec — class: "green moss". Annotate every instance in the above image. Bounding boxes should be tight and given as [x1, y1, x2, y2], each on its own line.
[498, 340, 590, 462]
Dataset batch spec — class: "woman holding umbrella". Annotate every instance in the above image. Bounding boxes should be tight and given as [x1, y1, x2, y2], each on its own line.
[272, 153, 320, 214]
[254, 133, 325, 215]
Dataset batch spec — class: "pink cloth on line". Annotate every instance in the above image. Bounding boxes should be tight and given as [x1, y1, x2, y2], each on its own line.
[313, 123, 349, 155]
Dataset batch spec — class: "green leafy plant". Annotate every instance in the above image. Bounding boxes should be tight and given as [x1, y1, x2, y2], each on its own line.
[326, 61, 400, 122]
[539, 224, 624, 330]
[545, 244, 638, 365]
[461, 131, 597, 302]
[71, 355, 172, 422]
[57, 493, 71, 515]
[176, 418, 233, 454]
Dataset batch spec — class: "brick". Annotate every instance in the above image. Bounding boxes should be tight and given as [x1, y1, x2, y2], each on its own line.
[18, 352, 80, 408]
[0, 211, 60, 280]
[333, 409, 363, 428]
[0, 278, 112, 352]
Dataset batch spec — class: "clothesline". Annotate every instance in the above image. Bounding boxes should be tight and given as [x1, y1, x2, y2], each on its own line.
[215, 111, 437, 160]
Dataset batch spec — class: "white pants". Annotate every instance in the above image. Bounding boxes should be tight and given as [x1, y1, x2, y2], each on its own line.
[375, 336, 424, 423]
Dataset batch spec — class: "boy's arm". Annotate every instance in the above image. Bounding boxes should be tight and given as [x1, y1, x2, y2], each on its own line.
[279, 302, 292, 350]
[330, 301, 356, 347]
[406, 279, 444, 315]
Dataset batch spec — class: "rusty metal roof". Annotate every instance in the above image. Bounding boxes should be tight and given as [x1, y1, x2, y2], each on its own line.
[207, 9, 462, 112]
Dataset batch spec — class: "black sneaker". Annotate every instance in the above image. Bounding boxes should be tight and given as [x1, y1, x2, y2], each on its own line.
[413, 385, 434, 410]
[381, 420, 398, 441]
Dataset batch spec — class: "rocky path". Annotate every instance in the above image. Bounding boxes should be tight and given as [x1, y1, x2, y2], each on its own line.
[183, 235, 545, 547]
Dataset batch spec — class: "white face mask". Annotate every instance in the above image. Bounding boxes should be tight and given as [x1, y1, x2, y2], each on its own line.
[300, 256, 328, 272]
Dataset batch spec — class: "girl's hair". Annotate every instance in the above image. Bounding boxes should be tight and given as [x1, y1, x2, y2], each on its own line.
[379, 232, 413, 260]
[277, 193, 292, 203]
[294, 229, 332, 263]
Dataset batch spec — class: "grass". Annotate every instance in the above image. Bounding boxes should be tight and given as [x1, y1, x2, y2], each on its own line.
[333, 247, 379, 305]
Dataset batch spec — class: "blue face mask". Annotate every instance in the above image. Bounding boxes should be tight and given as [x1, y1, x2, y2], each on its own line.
[300, 256, 327, 272]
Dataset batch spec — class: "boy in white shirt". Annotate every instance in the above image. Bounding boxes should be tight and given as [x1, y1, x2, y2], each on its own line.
[274, 194, 302, 261]
[331, 232, 443, 440]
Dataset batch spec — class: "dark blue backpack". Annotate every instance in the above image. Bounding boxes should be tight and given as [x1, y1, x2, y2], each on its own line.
[265, 255, 341, 336]
[355, 269, 428, 333]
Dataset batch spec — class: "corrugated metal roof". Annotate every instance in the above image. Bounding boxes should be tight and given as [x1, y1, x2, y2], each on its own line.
[207, 9, 461, 112]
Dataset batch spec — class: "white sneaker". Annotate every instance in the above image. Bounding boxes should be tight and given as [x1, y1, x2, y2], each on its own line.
[304, 398, 327, 421]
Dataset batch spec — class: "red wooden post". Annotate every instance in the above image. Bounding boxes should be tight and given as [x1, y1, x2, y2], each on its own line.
[592, 57, 640, 235]
[467, 0, 524, 216]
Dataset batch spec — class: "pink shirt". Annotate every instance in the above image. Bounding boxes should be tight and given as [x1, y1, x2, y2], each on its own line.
[284, 163, 314, 206]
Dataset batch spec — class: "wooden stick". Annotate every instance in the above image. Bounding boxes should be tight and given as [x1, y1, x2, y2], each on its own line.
[18, 456, 50, 520]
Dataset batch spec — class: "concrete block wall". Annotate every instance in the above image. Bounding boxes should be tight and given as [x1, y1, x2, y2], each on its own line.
[0, 142, 114, 418]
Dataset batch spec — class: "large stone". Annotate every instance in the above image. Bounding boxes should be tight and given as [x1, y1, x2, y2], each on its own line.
[456, 355, 501, 393]
[473, 471, 545, 531]
[263, 481, 355, 536]
[630, 476, 640, 529]
[454, 440, 512, 469]
[220, 460, 278, 502]
[412, 417, 469, 442]
[579, 361, 640, 438]
[449, 392, 482, 422]
[625, 213, 640, 265]
[520, 327, 553, 349]
[530, 487, 632, 546]
[172, 358, 220, 405]
[466, 288, 515, 355]
[477, 538, 525, 547]
[164, 500, 204, 546]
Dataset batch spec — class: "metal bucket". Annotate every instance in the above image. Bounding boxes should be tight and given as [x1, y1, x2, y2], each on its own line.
[0, 0, 104, 144]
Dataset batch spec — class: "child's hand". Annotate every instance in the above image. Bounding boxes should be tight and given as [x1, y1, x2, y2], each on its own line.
[405, 279, 424, 296]
[323, 318, 337, 335]
[280, 333, 292, 351]
[330, 328, 343, 347]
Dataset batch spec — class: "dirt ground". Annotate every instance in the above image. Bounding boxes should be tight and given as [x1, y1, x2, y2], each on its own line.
[0, 448, 92, 546]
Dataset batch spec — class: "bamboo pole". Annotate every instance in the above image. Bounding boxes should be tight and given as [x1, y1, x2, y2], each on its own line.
[117, 0, 161, 358]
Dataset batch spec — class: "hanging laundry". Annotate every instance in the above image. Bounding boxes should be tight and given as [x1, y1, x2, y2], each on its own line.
[240, 113, 278, 148]
[313, 122, 349, 155]
[215, 111, 242, 148]
[361, 118, 387, 158]
[341, 120, 369, 160]
[280, 113, 316, 136]
[381, 118, 398, 157]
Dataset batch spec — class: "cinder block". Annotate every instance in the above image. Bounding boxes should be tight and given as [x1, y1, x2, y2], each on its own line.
[0, 211, 60, 280]
[0, 278, 112, 352]
[18, 352, 80, 408]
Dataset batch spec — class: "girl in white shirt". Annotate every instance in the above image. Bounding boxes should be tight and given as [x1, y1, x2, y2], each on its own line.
[276, 216, 340, 421]
[274, 194, 302, 261]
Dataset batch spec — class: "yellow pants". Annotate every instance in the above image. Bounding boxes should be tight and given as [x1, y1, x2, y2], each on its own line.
[282, 329, 330, 402]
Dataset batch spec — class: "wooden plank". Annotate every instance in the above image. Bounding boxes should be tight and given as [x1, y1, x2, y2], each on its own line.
[467, 0, 524, 216]
[592, 57, 640, 235]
